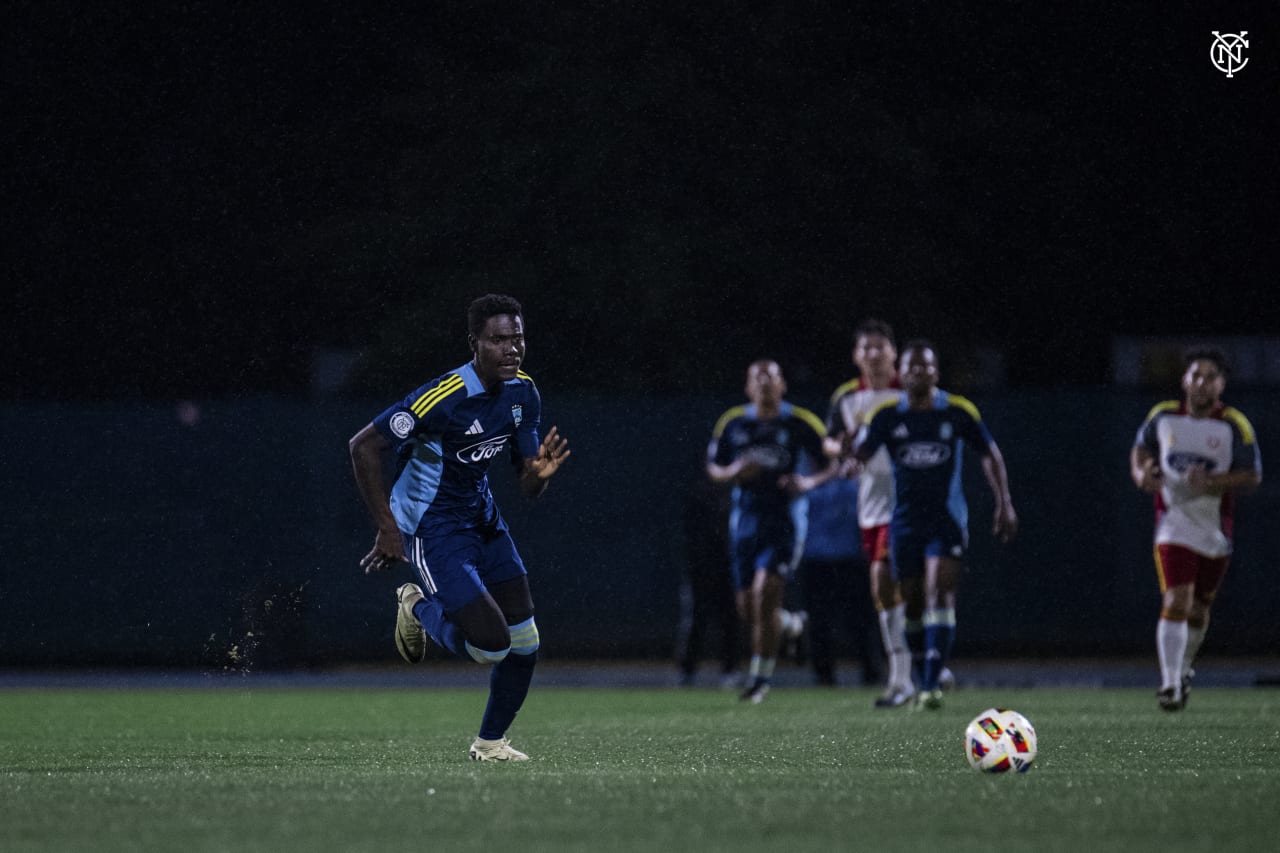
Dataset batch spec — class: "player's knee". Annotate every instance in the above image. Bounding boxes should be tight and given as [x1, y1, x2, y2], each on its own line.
[508, 616, 540, 655]
[465, 641, 510, 664]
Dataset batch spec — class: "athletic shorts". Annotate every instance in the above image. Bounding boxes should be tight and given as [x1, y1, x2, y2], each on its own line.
[401, 522, 527, 613]
[729, 511, 798, 591]
[861, 524, 891, 564]
[889, 518, 967, 581]
[1155, 543, 1229, 599]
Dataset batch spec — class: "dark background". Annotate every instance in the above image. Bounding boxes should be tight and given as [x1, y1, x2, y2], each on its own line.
[4, 2, 1278, 670]
[8, 1, 1279, 400]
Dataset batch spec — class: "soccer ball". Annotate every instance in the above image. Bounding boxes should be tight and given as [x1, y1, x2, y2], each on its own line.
[964, 708, 1037, 773]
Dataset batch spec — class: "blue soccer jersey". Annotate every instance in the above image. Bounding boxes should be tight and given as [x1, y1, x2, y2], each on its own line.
[372, 361, 541, 538]
[855, 389, 993, 542]
[708, 402, 828, 515]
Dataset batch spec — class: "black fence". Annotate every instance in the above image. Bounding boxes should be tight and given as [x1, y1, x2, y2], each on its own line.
[2, 389, 1275, 669]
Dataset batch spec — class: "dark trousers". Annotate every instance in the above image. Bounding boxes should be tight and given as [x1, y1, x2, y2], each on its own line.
[675, 558, 740, 680]
[800, 556, 884, 686]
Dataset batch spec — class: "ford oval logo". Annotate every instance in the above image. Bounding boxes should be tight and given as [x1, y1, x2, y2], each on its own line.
[457, 436, 509, 463]
[1165, 452, 1215, 474]
[896, 441, 951, 469]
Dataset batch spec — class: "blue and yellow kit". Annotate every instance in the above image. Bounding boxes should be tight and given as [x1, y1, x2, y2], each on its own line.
[373, 361, 542, 539]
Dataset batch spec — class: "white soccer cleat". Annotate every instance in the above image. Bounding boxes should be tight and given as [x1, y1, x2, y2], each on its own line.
[873, 685, 916, 709]
[469, 737, 530, 762]
[394, 583, 427, 664]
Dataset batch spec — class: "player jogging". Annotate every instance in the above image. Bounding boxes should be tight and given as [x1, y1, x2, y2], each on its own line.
[348, 294, 570, 760]
[707, 359, 834, 703]
[825, 319, 919, 707]
[850, 340, 1017, 711]
[1130, 347, 1261, 711]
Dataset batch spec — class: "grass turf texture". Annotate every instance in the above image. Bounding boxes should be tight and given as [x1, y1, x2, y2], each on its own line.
[2, 686, 1277, 853]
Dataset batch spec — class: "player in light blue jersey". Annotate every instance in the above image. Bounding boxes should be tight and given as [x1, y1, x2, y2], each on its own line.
[349, 294, 570, 761]
[851, 341, 1017, 710]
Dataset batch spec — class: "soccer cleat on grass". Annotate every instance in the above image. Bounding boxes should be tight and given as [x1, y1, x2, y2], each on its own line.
[913, 688, 944, 711]
[394, 583, 427, 664]
[873, 685, 916, 709]
[1157, 687, 1184, 712]
[740, 679, 770, 704]
[469, 737, 529, 762]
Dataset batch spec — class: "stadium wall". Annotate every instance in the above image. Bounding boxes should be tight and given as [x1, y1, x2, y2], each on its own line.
[1, 390, 1276, 668]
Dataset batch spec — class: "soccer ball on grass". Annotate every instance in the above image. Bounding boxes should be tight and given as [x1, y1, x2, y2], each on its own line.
[964, 708, 1037, 773]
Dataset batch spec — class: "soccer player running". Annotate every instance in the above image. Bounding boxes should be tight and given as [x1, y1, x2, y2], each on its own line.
[825, 319, 917, 708]
[850, 341, 1017, 711]
[1129, 348, 1261, 711]
[707, 360, 835, 703]
[349, 294, 570, 761]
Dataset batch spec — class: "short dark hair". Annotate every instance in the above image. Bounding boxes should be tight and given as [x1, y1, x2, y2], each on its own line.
[901, 337, 935, 358]
[853, 318, 895, 348]
[468, 294, 523, 337]
[1184, 346, 1229, 376]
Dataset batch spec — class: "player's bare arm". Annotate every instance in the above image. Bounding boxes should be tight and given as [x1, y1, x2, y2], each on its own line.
[348, 422, 407, 573]
[980, 444, 1018, 543]
[1129, 446, 1163, 493]
[1185, 463, 1261, 497]
[520, 425, 571, 497]
[707, 456, 763, 485]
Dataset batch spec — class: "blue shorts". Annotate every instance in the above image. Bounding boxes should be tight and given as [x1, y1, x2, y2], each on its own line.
[401, 521, 527, 613]
[889, 519, 967, 581]
[729, 510, 801, 591]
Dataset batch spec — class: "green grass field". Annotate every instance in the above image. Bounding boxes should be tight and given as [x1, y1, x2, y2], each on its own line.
[2, 685, 1277, 853]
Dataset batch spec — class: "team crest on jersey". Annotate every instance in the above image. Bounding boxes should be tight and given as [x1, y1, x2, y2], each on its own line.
[390, 411, 415, 438]
[939, 422, 953, 440]
[512, 404, 523, 426]
[892, 423, 909, 439]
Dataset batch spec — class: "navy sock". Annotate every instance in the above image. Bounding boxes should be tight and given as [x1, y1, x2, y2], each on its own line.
[478, 651, 537, 740]
[412, 598, 465, 657]
[922, 609, 956, 690]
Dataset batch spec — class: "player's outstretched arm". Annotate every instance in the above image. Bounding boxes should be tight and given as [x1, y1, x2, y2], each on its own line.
[981, 443, 1018, 543]
[520, 426, 570, 497]
[349, 423, 407, 573]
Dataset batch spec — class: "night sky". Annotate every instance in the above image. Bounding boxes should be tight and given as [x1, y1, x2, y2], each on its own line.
[9, 1, 1278, 400]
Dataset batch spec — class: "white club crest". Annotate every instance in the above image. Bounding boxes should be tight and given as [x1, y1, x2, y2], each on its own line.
[511, 404, 523, 426]
[389, 411, 415, 438]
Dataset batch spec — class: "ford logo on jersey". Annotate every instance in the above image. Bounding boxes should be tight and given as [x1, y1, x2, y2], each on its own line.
[1165, 452, 1216, 474]
[896, 441, 952, 468]
[457, 435, 510, 463]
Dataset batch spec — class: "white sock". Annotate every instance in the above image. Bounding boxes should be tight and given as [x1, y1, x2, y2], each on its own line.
[1183, 624, 1206, 678]
[880, 603, 911, 691]
[1156, 618, 1188, 692]
[749, 655, 762, 679]
[759, 657, 776, 680]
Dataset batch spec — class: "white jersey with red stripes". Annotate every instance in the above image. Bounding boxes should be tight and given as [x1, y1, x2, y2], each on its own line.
[1134, 400, 1262, 558]
[829, 377, 902, 529]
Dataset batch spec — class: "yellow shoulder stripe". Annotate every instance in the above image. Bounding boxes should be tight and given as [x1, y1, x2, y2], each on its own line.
[866, 396, 898, 421]
[411, 375, 464, 417]
[793, 405, 827, 437]
[1222, 406, 1257, 445]
[946, 393, 982, 423]
[1143, 400, 1180, 423]
[517, 370, 534, 384]
[828, 378, 859, 405]
[712, 405, 747, 438]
